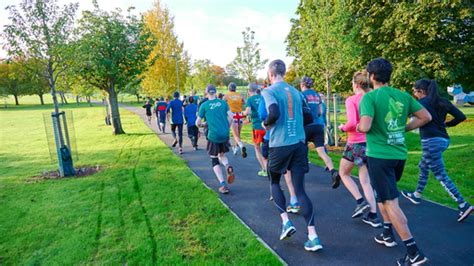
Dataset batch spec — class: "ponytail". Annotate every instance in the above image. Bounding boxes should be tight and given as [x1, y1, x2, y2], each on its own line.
[414, 79, 449, 111]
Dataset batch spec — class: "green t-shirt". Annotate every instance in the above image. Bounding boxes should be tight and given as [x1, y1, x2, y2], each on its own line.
[359, 86, 423, 160]
[198, 98, 230, 143]
[245, 94, 264, 130]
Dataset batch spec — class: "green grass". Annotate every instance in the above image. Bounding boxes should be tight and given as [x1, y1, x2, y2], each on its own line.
[0, 103, 280, 264]
[241, 106, 474, 209]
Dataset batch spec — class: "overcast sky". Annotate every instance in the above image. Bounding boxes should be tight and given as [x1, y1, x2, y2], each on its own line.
[0, 0, 298, 78]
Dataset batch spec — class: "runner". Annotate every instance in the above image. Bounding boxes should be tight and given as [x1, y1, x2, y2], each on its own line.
[223, 82, 247, 158]
[259, 94, 301, 212]
[300, 76, 341, 188]
[196, 84, 235, 194]
[142, 100, 152, 124]
[243, 82, 267, 176]
[338, 70, 381, 227]
[166, 91, 184, 154]
[184, 96, 199, 150]
[401, 79, 472, 222]
[262, 59, 322, 252]
[358, 58, 431, 265]
[154, 97, 167, 133]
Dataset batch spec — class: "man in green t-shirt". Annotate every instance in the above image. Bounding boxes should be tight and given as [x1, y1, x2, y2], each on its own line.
[243, 83, 267, 177]
[358, 58, 432, 265]
[197, 84, 235, 194]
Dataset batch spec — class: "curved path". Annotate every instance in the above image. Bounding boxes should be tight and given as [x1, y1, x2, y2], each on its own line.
[124, 105, 473, 266]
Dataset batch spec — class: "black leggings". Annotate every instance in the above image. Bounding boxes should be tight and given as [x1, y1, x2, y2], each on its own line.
[270, 169, 315, 226]
[171, 123, 183, 147]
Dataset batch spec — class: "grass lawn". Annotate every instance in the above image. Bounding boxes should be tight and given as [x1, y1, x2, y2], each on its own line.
[241, 106, 474, 209]
[0, 103, 279, 264]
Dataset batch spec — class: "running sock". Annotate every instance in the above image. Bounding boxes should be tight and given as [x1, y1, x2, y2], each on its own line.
[290, 196, 298, 205]
[383, 223, 393, 236]
[356, 198, 364, 204]
[220, 181, 226, 187]
[368, 212, 377, 219]
[238, 142, 243, 148]
[308, 233, 318, 241]
[403, 238, 419, 256]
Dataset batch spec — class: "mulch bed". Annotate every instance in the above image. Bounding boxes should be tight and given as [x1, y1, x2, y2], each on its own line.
[27, 165, 102, 183]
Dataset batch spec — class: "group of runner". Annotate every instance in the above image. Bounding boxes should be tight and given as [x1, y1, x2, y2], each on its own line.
[144, 57, 471, 266]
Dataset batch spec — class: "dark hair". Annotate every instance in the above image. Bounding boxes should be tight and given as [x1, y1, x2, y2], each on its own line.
[268, 59, 286, 77]
[414, 79, 449, 111]
[173, 91, 180, 98]
[228, 82, 237, 91]
[188, 96, 194, 104]
[366, 58, 392, 84]
[301, 76, 314, 88]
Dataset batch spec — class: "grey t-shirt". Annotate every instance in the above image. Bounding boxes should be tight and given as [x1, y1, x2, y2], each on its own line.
[261, 81, 306, 148]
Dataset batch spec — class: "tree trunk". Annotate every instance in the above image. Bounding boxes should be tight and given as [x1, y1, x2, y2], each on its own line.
[59, 92, 68, 104]
[136, 93, 140, 103]
[39, 94, 44, 105]
[76, 95, 80, 104]
[14, 94, 19, 105]
[107, 86, 125, 135]
[87, 96, 92, 106]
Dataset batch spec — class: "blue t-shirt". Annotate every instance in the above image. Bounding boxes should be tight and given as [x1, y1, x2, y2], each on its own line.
[166, 98, 184, 124]
[258, 96, 270, 140]
[184, 103, 198, 126]
[303, 89, 324, 125]
[261, 81, 306, 148]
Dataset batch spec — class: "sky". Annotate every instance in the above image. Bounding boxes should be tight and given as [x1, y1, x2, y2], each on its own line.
[0, 0, 298, 78]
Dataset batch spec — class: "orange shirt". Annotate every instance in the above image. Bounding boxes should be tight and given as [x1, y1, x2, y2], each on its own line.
[226, 91, 243, 112]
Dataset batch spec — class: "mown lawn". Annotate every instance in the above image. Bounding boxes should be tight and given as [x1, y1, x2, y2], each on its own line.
[0, 102, 280, 265]
[241, 106, 474, 209]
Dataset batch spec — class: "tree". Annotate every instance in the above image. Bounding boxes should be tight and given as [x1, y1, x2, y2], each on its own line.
[190, 59, 217, 93]
[4, 0, 78, 112]
[228, 27, 268, 82]
[23, 58, 49, 105]
[74, 3, 154, 134]
[0, 60, 27, 105]
[287, 0, 360, 125]
[348, 1, 474, 92]
[141, 1, 190, 98]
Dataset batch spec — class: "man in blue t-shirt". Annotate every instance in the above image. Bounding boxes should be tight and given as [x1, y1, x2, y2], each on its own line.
[166, 91, 184, 154]
[197, 85, 235, 194]
[261, 59, 322, 252]
[184, 96, 199, 150]
[301, 76, 340, 189]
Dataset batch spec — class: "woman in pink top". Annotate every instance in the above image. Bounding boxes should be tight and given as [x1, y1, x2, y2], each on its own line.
[338, 71, 381, 228]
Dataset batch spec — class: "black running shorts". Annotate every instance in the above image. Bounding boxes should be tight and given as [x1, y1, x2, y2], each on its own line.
[268, 142, 309, 174]
[367, 156, 406, 203]
[261, 139, 269, 159]
[207, 140, 230, 157]
[304, 124, 325, 148]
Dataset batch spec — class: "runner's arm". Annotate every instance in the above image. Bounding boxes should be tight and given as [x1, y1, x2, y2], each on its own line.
[243, 106, 251, 116]
[357, 115, 373, 133]
[406, 108, 431, 131]
[445, 102, 466, 127]
[264, 104, 280, 127]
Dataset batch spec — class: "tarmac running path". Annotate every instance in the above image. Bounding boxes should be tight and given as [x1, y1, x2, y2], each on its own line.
[124, 105, 473, 266]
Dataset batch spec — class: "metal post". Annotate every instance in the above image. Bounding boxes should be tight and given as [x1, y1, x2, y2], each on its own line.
[174, 55, 180, 92]
[52, 113, 64, 177]
[333, 94, 338, 147]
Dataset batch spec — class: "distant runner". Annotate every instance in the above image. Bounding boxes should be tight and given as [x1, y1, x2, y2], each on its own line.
[223, 82, 247, 158]
[166, 91, 184, 154]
